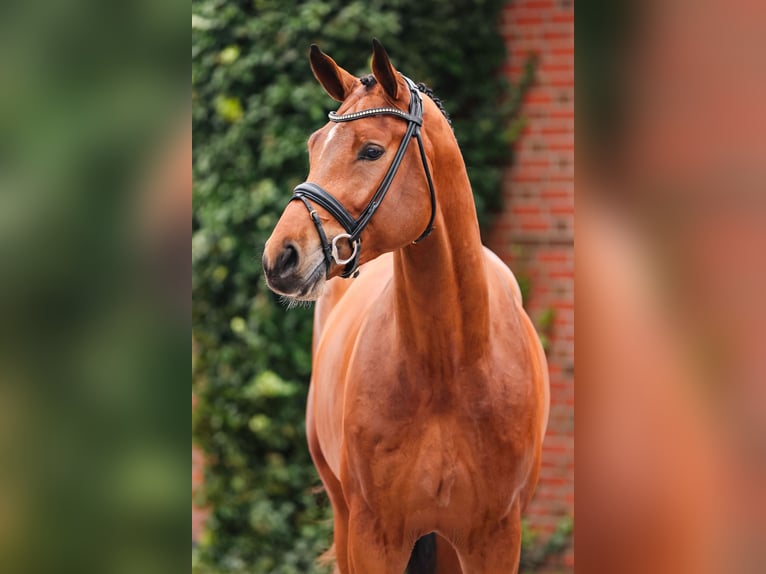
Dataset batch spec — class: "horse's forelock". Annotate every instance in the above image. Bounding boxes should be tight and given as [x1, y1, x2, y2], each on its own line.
[356, 74, 451, 127]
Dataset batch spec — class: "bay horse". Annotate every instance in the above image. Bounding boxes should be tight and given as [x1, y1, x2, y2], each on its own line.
[263, 40, 549, 574]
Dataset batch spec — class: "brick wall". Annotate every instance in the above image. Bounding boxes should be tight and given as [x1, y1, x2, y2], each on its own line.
[487, 0, 574, 569]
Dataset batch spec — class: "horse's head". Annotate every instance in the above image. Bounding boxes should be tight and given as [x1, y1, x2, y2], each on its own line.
[263, 40, 446, 300]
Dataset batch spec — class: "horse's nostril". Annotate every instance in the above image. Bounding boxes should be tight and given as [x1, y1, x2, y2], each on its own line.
[277, 243, 300, 274]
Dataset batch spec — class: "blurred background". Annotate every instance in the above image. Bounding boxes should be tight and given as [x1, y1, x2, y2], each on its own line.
[192, 0, 572, 573]
[0, 0, 188, 573]
[578, 0, 766, 572]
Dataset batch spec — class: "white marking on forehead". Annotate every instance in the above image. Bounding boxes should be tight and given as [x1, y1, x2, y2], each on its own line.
[320, 124, 339, 159]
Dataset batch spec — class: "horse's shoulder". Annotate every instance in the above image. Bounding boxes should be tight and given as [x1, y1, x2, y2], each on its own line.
[312, 275, 353, 352]
[482, 246, 549, 426]
[313, 253, 394, 354]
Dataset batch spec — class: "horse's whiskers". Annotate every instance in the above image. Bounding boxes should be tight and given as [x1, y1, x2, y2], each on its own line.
[279, 295, 313, 310]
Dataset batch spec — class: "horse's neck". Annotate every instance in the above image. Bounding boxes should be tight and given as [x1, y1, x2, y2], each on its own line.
[393, 154, 490, 367]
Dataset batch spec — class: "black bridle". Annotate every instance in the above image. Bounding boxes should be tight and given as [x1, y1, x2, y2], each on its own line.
[292, 75, 437, 278]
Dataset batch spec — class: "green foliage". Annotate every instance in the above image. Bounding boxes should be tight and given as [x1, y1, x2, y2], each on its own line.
[192, 1, 534, 571]
[536, 306, 556, 354]
[520, 516, 574, 573]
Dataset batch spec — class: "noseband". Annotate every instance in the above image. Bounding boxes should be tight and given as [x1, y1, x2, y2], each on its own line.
[292, 75, 437, 278]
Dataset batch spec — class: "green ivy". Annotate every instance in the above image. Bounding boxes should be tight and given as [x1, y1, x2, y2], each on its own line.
[192, 1, 535, 571]
[520, 516, 574, 573]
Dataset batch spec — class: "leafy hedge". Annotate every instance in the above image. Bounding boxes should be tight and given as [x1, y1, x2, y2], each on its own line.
[192, 1, 534, 572]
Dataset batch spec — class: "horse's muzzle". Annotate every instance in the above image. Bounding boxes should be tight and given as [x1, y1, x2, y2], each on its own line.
[263, 242, 300, 290]
[262, 242, 325, 299]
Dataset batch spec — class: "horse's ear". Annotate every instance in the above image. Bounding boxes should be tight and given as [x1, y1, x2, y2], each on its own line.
[309, 44, 356, 102]
[371, 38, 399, 100]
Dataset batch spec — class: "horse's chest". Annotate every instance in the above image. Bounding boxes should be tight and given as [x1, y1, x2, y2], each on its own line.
[340, 388, 522, 519]
[342, 345, 520, 469]
[311, 298, 531, 487]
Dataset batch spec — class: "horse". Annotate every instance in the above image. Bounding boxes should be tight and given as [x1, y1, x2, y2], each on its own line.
[262, 39, 549, 574]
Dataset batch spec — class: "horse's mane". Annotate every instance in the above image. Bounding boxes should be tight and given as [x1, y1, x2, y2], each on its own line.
[359, 75, 452, 128]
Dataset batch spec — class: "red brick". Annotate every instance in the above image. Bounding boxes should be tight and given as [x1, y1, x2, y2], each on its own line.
[515, 15, 545, 26]
[512, 205, 543, 215]
[538, 252, 567, 263]
[525, 90, 554, 104]
[541, 61, 574, 74]
[552, 45, 575, 57]
[552, 12, 575, 24]
[521, 0, 555, 8]
[541, 188, 572, 200]
[543, 29, 573, 41]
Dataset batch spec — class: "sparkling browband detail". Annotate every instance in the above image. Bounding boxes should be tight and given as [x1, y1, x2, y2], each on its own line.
[329, 107, 420, 125]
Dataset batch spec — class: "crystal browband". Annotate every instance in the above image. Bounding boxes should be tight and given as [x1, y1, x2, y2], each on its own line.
[329, 107, 421, 125]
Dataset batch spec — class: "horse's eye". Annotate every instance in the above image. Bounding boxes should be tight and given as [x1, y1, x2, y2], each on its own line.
[359, 145, 384, 161]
